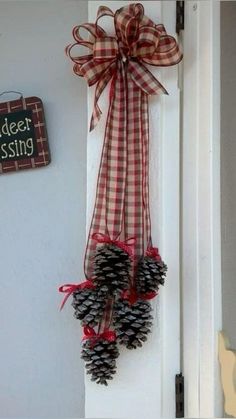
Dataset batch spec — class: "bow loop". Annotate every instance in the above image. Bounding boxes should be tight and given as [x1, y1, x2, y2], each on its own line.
[73, 23, 106, 46]
[93, 37, 118, 62]
[115, 3, 144, 46]
[146, 246, 162, 261]
[83, 325, 97, 339]
[130, 26, 160, 58]
[65, 43, 93, 67]
[142, 34, 182, 66]
[96, 5, 114, 20]
[95, 5, 114, 33]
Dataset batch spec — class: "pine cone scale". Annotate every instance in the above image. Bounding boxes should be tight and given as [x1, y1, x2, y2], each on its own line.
[113, 299, 153, 349]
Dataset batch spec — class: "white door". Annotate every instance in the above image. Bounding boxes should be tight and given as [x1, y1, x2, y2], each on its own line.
[86, 2, 181, 418]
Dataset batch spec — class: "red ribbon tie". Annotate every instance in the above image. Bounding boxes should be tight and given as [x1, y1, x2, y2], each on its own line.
[122, 288, 157, 304]
[146, 246, 162, 262]
[92, 232, 136, 257]
[82, 326, 116, 343]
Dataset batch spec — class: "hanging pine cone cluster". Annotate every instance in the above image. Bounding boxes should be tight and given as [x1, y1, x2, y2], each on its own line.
[113, 298, 153, 350]
[81, 338, 119, 385]
[59, 244, 167, 385]
[93, 244, 131, 294]
[72, 287, 107, 327]
[136, 255, 168, 294]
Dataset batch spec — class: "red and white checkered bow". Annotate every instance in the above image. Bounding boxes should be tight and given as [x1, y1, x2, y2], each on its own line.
[66, 3, 182, 279]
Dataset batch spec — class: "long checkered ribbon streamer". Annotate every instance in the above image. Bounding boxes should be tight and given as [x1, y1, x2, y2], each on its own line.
[66, 3, 182, 278]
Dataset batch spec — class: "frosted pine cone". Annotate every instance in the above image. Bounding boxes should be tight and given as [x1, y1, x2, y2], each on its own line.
[81, 339, 119, 385]
[93, 244, 131, 294]
[72, 288, 107, 327]
[136, 256, 167, 295]
[113, 299, 153, 349]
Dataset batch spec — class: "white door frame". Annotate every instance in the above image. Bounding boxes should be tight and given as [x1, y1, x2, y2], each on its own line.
[182, 1, 222, 417]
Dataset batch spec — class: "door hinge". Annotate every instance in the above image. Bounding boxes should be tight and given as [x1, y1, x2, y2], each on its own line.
[175, 373, 184, 418]
[176, 1, 185, 33]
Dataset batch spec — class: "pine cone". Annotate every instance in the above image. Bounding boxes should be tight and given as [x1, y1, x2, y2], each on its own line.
[113, 299, 153, 349]
[81, 339, 119, 385]
[72, 288, 107, 327]
[93, 244, 131, 294]
[136, 256, 167, 294]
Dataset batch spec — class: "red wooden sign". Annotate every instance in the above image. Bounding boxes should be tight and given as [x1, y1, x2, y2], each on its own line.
[0, 96, 50, 174]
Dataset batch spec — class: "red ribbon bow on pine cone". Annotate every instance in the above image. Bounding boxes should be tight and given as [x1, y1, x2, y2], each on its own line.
[92, 232, 136, 257]
[59, 280, 95, 310]
[82, 326, 116, 343]
[146, 246, 162, 261]
[66, 3, 182, 131]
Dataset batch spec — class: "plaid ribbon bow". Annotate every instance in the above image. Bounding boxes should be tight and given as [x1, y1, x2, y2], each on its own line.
[66, 3, 182, 278]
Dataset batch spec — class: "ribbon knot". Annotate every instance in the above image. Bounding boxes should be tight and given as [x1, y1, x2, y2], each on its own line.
[146, 247, 162, 261]
[82, 326, 116, 344]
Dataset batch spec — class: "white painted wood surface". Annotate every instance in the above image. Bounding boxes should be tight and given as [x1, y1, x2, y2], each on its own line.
[182, 1, 222, 417]
[86, 1, 181, 418]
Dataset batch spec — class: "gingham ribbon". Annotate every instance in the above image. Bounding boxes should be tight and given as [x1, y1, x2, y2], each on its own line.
[66, 3, 182, 278]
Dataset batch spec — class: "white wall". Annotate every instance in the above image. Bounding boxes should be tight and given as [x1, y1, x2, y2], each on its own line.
[221, 1, 236, 350]
[0, 2, 87, 417]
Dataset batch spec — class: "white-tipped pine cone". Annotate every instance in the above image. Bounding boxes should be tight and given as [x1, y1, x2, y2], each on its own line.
[113, 299, 153, 349]
[93, 244, 131, 294]
[136, 256, 167, 294]
[81, 339, 119, 385]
